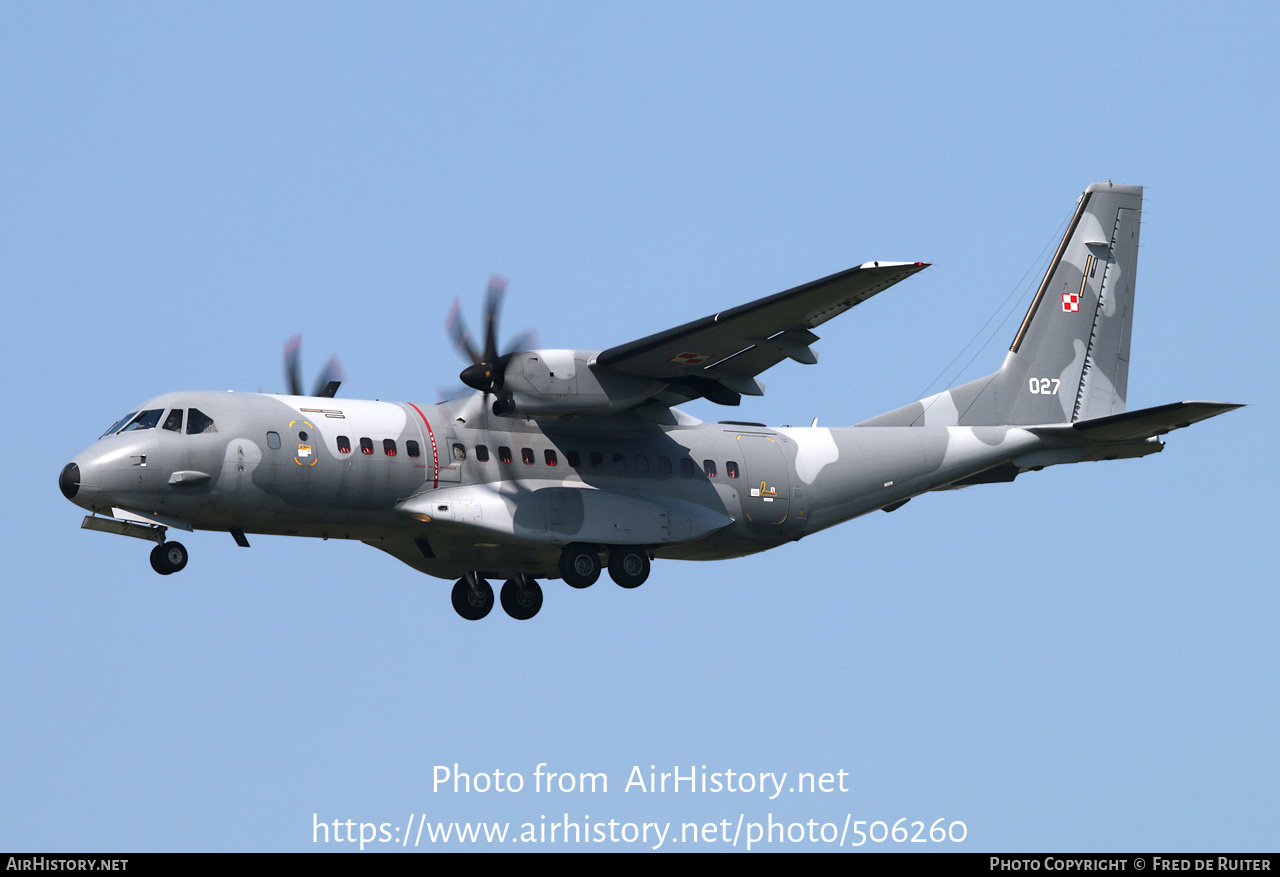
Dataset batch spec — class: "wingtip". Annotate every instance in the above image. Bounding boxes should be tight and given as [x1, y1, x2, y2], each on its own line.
[1183, 400, 1246, 410]
[858, 260, 930, 271]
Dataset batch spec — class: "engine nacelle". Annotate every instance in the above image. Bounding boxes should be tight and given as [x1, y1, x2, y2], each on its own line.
[493, 350, 666, 417]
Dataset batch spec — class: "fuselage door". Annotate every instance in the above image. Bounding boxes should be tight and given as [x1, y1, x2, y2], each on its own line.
[736, 434, 791, 526]
[437, 429, 464, 483]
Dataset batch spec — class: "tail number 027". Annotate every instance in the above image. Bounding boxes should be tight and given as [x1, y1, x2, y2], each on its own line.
[1028, 378, 1061, 395]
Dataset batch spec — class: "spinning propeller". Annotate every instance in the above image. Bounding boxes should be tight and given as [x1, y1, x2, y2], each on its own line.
[284, 334, 346, 398]
[444, 275, 538, 405]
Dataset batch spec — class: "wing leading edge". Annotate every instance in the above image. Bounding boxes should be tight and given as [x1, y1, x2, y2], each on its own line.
[596, 261, 928, 406]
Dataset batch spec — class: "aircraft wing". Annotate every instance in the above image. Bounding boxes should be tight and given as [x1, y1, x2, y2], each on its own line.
[595, 261, 927, 405]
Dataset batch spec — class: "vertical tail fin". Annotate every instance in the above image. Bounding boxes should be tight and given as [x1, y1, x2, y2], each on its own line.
[995, 181, 1142, 424]
[862, 182, 1143, 428]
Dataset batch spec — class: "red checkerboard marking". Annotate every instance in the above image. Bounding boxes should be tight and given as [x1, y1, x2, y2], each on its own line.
[669, 352, 712, 365]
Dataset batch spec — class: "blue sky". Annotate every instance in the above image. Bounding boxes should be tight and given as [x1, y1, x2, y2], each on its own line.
[3, 2, 1275, 852]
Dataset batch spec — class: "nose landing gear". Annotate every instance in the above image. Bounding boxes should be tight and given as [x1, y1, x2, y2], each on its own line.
[149, 541, 188, 575]
[79, 513, 194, 576]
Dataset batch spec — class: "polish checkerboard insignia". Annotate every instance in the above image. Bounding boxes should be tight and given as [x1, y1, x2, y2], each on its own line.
[1061, 292, 1080, 313]
[668, 351, 712, 365]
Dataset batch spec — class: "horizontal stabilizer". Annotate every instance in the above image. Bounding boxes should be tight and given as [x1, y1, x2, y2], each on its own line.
[1030, 401, 1243, 442]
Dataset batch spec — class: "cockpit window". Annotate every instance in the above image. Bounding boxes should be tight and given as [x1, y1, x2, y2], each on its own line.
[101, 411, 138, 438]
[162, 409, 184, 432]
[186, 408, 216, 435]
[120, 409, 164, 433]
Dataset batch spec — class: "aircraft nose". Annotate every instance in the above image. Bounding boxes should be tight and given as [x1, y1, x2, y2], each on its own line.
[61, 448, 103, 509]
[59, 462, 80, 498]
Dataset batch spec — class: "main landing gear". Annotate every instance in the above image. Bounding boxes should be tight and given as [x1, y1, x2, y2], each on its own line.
[607, 547, 650, 589]
[451, 573, 545, 621]
[558, 544, 652, 590]
[449, 546, 653, 620]
[451, 573, 495, 621]
[500, 576, 543, 621]
[559, 542, 601, 589]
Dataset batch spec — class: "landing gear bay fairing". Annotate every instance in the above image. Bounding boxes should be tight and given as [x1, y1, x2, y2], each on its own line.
[60, 183, 1239, 619]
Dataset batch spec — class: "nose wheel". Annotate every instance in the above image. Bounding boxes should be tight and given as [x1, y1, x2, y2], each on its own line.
[149, 541, 188, 575]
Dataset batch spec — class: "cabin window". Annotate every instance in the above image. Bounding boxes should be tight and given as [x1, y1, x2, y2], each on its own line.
[657, 456, 672, 474]
[545, 449, 558, 466]
[452, 443, 466, 461]
[337, 435, 351, 454]
[726, 461, 739, 479]
[613, 453, 627, 471]
[475, 444, 489, 462]
[589, 452, 603, 469]
[680, 458, 696, 477]
[406, 440, 420, 458]
[162, 409, 184, 432]
[384, 439, 398, 457]
[566, 450, 581, 468]
[703, 459, 717, 478]
[635, 455, 650, 473]
[186, 408, 216, 435]
[499, 446, 512, 464]
[360, 437, 374, 455]
[266, 431, 281, 449]
[521, 448, 534, 465]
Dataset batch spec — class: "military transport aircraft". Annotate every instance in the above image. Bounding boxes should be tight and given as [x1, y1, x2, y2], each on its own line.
[59, 182, 1239, 620]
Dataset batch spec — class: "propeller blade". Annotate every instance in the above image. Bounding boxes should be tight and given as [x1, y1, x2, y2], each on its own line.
[313, 355, 346, 398]
[482, 275, 508, 363]
[447, 275, 538, 401]
[446, 299, 483, 364]
[436, 383, 473, 404]
[504, 328, 540, 355]
[284, 334, 304, 396]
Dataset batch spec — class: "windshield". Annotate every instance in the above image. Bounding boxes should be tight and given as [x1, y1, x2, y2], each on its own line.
[119, 409, 164, 433]
[100, 411, 138, 439]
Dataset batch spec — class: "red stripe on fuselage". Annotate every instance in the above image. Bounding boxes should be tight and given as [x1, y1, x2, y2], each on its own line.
[406, 402, 438, 489]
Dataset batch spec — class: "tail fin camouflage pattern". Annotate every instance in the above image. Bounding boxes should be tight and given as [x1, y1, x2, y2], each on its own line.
[864, 182, 1144, 427]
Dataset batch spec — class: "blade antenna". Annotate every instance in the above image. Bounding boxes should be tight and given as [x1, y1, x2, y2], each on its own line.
[313, 355, 346, 398]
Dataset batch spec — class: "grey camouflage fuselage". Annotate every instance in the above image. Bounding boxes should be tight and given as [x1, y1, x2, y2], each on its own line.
[59, 183, 1239, 611]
